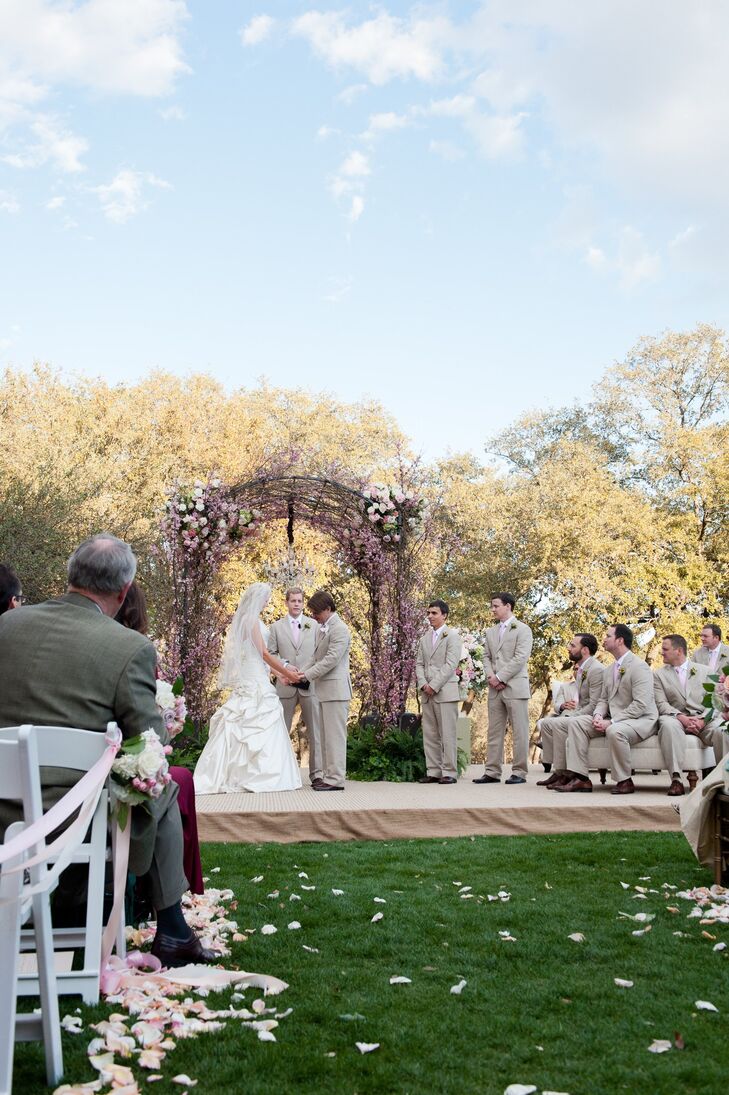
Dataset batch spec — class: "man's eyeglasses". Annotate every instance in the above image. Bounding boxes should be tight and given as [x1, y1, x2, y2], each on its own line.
[13, 594, 26, 605]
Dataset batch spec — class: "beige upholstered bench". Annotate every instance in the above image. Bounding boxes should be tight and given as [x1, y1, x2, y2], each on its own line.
[587, 735, 715, 791]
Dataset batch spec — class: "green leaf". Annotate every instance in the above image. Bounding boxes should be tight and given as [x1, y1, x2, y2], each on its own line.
[116, 801, 129, 831]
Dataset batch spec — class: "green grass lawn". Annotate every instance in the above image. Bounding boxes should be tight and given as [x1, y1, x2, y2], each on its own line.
[15, 832, 727, 1095]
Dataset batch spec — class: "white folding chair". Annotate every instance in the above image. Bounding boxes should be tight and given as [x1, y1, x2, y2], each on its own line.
[0, 725, 124, 1006]
[0, 726, 63, 1092]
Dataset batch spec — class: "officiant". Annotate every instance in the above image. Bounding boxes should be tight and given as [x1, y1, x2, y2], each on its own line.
[267, 587, 322, 787]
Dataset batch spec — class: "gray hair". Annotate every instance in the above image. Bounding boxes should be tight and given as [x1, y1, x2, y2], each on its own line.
[67, 534, 137, 594]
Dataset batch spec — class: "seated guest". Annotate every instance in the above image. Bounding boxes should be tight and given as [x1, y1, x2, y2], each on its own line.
[0, 534, 216, 967]
[655, 634, 724, 796]
[559, 623, 658, 794]
[0, 563, 23, 614]
[537, 634, 604, 789]
[115, 580, 204, 895]
[692, 624, 729, 674]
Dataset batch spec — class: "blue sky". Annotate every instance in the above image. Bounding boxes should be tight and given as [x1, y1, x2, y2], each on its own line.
[1, 1, 728, 460]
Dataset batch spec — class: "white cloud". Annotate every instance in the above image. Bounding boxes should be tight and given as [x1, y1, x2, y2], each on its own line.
[349, 195, 364, 221]
[3, 115, 88, 172]
[45, 194, 65, 210]
[291, 11, 450, 85]
[429, 139, 465, 162]
[581, 227, 660, 289]
[362, 111, 409, 141]
[0, 190, 20, 214]
[316, 124, 339, 140]
[240, 14, 276, 47]
[340, 150, 370, 177]
[159, 104, 186, 122]
[425, 95, 525, 159]
[91, 169, 171, 223]
[337, 83, 368, 105]
[0, 0, 190, 98]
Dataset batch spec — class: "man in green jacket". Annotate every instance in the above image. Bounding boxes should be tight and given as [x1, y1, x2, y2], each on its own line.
[0, 534, 216, 967]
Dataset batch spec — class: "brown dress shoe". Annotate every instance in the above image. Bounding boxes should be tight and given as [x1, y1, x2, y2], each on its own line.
[667, 778, 685, 797]
[537, 771, 566, 787]
[310, 778, 325, 788]
[555, 776, 593, 793]
[313, 783, 344, 791]
[611, 778, 635, 795]
[418, 775, 441, 784]
[439, 776, 457, 784]
[151, 930, 219, 969]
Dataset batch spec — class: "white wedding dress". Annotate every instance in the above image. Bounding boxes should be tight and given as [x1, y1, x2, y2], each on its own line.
[194, 620, 303, 794]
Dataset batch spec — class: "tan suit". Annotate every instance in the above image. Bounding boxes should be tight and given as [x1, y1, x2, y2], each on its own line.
[305, 613, 352, 787]
[654, 661, 723, 772]
[692, 642, 729, 673]
[415, 627, 462, 778]
[482, 617, 533, 779]
[567, 650, 658, 781]
[0, 593, 187, 909]
[267, 615, 321, 782]
[539, 657, 605, 770]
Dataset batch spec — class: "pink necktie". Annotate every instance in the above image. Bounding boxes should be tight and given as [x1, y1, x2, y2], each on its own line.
[432, 631, 438, 649]
[291, 619, 299, 648]
[613, 663, 620, 684]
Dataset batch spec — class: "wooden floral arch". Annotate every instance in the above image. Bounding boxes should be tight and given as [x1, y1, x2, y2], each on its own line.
[158, 469, 429, 727]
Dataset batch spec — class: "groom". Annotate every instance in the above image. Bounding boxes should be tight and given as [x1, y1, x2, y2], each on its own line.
[267, 587, 322, 786]
[301, 590, 352, 791]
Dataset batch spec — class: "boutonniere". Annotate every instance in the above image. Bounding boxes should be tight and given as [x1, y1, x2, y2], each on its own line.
[303, 622, 311, 630]
[510, 621, 517, 631]
[442, 629, 448, 636]
[689, 666, 696, 677]
[619, 667, 626, 677]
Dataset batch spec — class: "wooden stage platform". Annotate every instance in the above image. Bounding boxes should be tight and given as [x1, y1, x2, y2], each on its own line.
[196, 764, 683, 844]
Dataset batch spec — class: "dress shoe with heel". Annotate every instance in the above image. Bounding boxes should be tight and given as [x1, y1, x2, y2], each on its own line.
[611, 778, 635, 795]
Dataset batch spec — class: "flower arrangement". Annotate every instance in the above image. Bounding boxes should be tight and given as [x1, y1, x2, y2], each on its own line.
[703, 670, 729, 727]
[161, 477, 263, 562]
[362, 483, 428, 544]
[109, 726, 173, 829]
[156, 677, 187, 738]
[456, 631, 489, 702]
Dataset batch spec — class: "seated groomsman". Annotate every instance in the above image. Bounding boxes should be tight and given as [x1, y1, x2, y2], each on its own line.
[692, 624, 729, 674]
[268, 587, 321, 787]
[415, 600, 463, 784]
[473, 592, 533, 786]
[655, 634, 723, 795]
[559, 623, 658, 794]
[537, 634, 604, 789]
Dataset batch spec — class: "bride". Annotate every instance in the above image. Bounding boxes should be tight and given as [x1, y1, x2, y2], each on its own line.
[194, 582, 304, 793]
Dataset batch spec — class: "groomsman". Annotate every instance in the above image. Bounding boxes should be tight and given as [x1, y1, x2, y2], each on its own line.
[268, 587, 321, 787]
[561, 623, 658, 794]
[415, 600, 463, 784]
[692, 624, 729, 674]
[537, 634, 604, 789]
[654, 634, 724, 795]
[473, 593, 533, 785]
[302, 590, 352, 791]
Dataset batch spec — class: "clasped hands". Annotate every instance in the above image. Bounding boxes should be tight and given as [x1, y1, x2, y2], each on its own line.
[282, 665, 307, 685]
[678, 713, 705, 736]
[488, 674, 506, 691]
[592, 714, 611, 734]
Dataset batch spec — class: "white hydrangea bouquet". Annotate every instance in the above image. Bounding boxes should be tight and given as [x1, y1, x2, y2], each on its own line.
[108, 723, 173, 829]
[155, 677, 187, 738]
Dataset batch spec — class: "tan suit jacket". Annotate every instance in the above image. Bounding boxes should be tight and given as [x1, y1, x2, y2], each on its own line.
[267, 615, 317, 698]
[594, 650, 657, 738]
[654, 661, 716, 721]
[552, 657, 605, 717]
[692, 643, 729, 673]
[306, 613, 352, 701]
[415, 628, 462, 703]
[483, 618, 532, 699]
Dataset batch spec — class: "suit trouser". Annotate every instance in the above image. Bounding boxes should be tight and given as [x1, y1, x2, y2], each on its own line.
[319, 700, 349, 786]
[657, 717, 717, 775]
[485, 689, 530, 778]
[567, 717, 657, 782]
[421, 699, 459, 777]
[280, 691, 322, 781]
[537, 716, 572, 771]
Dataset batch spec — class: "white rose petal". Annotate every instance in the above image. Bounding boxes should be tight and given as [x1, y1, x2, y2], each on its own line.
[355, 1042, 379, 1054]
[258, 1030, 277, 1042]
[614, 979, 634, 988]
[373, 897, 386, 904]
[302, 945, 320, 953]
[331, 889, 344, 896]
[288, 921, 301, 930]
[371, 912, 383, 923]
[713, 943, 727, 952]
[695, 1000, 718, 1012]
[260, 924, 277, 935]
[504, 1085, 537, 1095]
[389, 976, 411, 984]
[251, 876, 264, 883]
[648, 1040, 672, 1053]
[568, 933, 585, 943]
[450, 978, 467, 995]
[172, 1077, 198, 1086]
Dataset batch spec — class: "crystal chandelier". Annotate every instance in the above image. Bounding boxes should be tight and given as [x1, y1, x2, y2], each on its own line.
[264, 499, 316, 588]
[263, 545, 316, 589]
